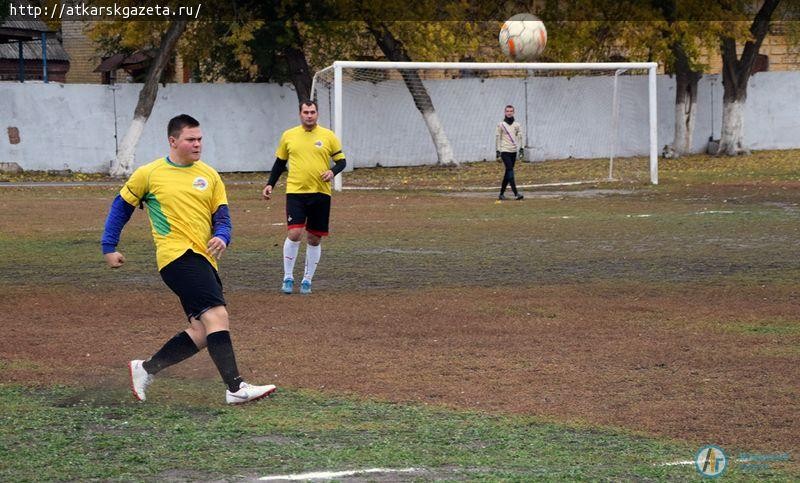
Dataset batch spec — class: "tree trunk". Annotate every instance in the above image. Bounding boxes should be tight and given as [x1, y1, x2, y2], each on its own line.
[717, 0, 781, 155]
[671, 42, 700, 157]
[366, 22, 457, 166]
[283, 23, 313, 103]
[110, 20, 188, 177]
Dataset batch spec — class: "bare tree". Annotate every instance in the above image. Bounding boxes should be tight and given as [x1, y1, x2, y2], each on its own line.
[717, 0, 781, 155]
[110, 20, 188, 177]
[366, 22, 457, 166]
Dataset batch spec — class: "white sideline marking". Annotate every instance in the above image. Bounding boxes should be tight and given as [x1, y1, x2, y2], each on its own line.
[464, 181, 591, 191]
[259, 467, 420, 481]
[342, 186, 391, 190]
[695, 210, 736, 215]
[658, 460, 694, 466]
[341, 181, 592, 191]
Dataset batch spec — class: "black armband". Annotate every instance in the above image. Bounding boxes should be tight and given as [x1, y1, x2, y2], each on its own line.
[267, 158, 288, 187]
[331, 158, 347, 176]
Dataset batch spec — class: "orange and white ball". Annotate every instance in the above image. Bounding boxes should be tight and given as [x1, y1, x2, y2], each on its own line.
[499, 13, 547, 61]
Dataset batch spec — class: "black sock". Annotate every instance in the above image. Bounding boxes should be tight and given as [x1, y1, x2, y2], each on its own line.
[142, 331, 199, 374]
[206, 331, 243, 392]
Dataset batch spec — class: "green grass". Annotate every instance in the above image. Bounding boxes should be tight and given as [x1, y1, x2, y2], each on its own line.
[6, 382, 793, 482]
[2, 151, 799, 480]
[721, 320, 800, 336]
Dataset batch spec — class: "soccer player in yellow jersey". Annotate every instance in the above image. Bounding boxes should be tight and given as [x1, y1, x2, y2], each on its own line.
[101, 114, 275, 404]
[262, 100, 347, 295]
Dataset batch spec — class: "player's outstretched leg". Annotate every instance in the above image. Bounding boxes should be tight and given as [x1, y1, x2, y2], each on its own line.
[204, 308, 277, 404]
[129, 360, 154, 401]
[128, 331, 201, 401]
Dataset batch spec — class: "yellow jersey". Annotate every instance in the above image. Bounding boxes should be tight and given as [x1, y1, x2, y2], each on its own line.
[275, 125, 345, 196]
[119, 157, 227, 270]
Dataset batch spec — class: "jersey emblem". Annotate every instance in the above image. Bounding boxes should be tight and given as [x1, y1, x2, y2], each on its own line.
[192, 177, 209, 191]
[314, 140, 323, 148]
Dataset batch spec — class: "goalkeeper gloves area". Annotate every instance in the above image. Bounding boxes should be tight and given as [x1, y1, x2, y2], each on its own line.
[519, 148, 525, 161]
[496, 151, 501, 161]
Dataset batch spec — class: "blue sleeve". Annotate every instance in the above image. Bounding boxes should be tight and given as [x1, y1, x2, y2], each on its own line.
[101, 195, 136, 254]
[212, 204, 232, 246]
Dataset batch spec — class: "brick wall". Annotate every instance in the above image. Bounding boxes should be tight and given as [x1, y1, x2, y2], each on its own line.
[701, 31, 800, 74]
[60, 20, 102, 84]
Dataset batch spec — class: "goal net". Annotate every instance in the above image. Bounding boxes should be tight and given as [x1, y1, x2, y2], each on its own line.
[312, 61, 659, 190]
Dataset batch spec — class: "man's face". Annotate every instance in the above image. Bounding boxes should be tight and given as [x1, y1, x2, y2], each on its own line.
[170, 126, 202, 162]
[300, 104, 319, 128]
[505, 107, 515, 118]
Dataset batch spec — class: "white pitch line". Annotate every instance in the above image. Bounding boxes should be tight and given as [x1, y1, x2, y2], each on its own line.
[259, 467, 420, 481]
[658, 460, 694, 466]
[464, 180, 592, 191]
[694, 210, 736, 215]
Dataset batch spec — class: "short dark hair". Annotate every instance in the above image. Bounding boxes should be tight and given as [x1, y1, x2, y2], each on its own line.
[299, 100, 318, 111]
[168, 114, 199, 138]
[505, 105, 515, 110]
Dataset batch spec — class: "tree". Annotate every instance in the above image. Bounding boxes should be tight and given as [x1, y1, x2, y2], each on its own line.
[0, 0, 9, 23]
[365, 22, 457, 166]
[717, 0, 782, 155]
[650, 1, 732, 157]
[110, 20, 187, 177]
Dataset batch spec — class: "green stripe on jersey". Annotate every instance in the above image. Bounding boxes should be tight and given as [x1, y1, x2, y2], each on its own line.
[143, 193, 171, 236]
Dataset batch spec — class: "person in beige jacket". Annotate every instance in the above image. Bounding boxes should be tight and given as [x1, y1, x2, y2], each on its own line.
[495, 105, 524, 200]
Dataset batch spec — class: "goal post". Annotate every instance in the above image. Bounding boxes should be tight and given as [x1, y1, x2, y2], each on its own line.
[312, 61, 659, 190]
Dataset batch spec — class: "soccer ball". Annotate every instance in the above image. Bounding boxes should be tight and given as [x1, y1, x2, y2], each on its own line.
[499, 13, 547, 61]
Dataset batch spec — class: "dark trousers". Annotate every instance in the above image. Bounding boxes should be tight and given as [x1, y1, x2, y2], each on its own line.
[500, 152, 518, 196]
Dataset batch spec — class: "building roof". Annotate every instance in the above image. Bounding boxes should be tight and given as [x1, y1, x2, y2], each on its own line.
[0, 6, 54, 42]
[94, 50, 155, 72]
[0, 38, 70, 61]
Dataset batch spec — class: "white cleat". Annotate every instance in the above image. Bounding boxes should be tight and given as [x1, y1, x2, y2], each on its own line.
[226, 382, 276, 405]
[129, 360, 154, 402]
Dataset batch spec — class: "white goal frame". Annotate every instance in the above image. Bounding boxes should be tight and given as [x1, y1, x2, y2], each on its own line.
[312, 61, 659, 190]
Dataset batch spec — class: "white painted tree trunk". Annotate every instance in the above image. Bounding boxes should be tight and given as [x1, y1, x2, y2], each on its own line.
[421, 110, 456, 166]
[107, 20, 187, 178]
[717, 99, 749, 155]
[673, 96, 696, 156]
[110, 116, 146, 177]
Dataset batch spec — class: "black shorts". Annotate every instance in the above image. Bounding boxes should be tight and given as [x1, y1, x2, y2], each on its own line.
[159, 250, 226, 321]
[286, 193, 331, 236]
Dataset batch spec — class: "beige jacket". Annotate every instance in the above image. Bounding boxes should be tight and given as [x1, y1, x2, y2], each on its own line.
[496, 121, 524, 153]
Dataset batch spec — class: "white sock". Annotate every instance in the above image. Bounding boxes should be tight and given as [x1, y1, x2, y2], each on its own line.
[303, 244, 321, 282]
[283, 238, 300, 280]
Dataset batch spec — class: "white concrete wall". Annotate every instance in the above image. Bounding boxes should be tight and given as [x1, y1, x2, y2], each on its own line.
[2, 71, 799, 172]
[0, 82, 300, 172]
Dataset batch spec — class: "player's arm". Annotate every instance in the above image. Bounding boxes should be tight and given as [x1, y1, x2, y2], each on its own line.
[322, 156, 346, 182]
[262, 157, 287, 200]
[208, 204, 231, 260]
[101, 195, 136, 268]
[517, 123, 525, 159]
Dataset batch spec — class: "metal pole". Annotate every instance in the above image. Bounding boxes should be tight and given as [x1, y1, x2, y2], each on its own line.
[648, 65, 659, 185]
[524, 73, 529, 160]
[18, 41, 24, 82]
[333, 63, 343, 191]
[41, 32, 48, 83]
